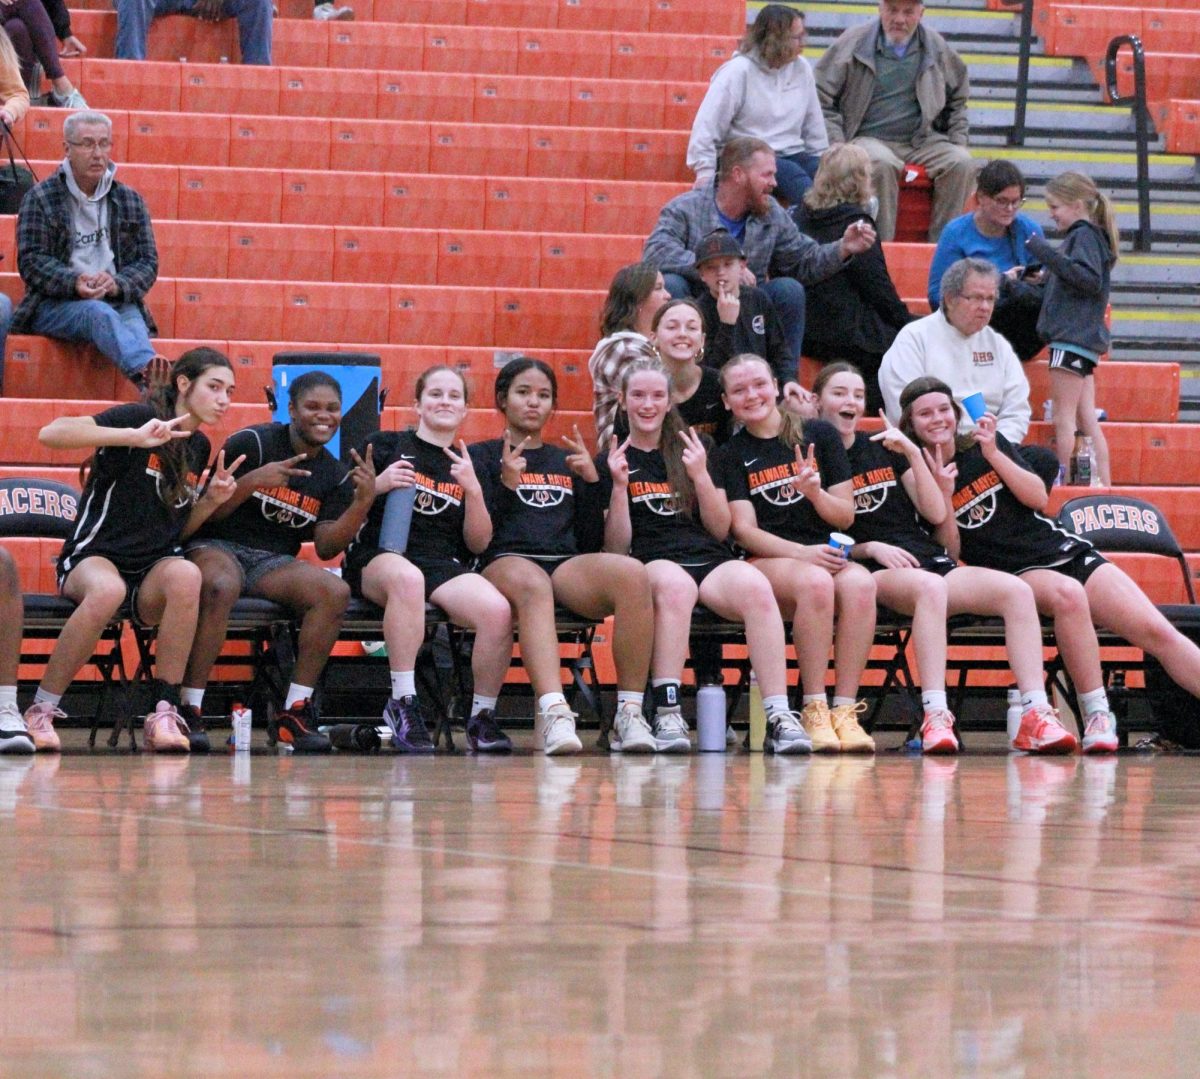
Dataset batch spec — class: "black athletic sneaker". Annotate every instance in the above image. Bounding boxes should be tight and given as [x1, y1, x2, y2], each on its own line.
[267, 700, 332, 754]
[383, 696, 436, 754]
[180, 704, 210, 753]
[466, 709, 512, 753]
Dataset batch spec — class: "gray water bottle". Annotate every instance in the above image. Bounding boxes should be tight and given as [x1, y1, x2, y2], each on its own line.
[697, 684, 727, 752]
[379, 455, 416, 553]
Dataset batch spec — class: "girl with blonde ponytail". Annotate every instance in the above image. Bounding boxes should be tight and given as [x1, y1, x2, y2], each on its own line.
[1026, 171, 1118, 486]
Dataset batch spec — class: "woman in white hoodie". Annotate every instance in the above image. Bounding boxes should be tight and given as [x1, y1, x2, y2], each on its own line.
[687, 4, 828, 206]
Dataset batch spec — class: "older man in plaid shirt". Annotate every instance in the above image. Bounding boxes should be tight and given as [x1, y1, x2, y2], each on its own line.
[644, 136, 875, 389]
[13, 110, 159, 387]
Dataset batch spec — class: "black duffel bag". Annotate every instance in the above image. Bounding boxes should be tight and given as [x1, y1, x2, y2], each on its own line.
[0, 121, 36, 214]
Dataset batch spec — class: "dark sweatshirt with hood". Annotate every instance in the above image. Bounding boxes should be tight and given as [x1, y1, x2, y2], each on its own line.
[1026, 219, 1114, 356]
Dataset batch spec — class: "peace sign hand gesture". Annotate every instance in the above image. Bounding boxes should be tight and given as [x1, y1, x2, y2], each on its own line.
[348, 444, 376, 505]
[607, 435, 631, 489]
[200, 450, 247, 506]
[678, 426, 709, 481]
[500, 433, 531, 491]
[794, 442, 821, 500]
[444, 439, 482, 496]
[245, 452, 312, 489]
[922, 443, 958, 499]
[869, 409, 917, 457]
[131, 414, 191, 448]
[563, 425, 598, 483]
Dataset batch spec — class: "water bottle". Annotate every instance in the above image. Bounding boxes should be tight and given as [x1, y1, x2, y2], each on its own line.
[379, 486, 416, 553]
[1006, 688, 1022, 746]
[1070, 433, 1091, 487]
[748, 674, 766, 753]
[231, 702, 251, 752]
[696, 683, 726, 752]
[1083, 437, 1101, 488]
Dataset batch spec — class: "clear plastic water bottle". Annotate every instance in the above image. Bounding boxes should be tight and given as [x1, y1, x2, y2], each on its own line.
[1083, 437, 1101, 488]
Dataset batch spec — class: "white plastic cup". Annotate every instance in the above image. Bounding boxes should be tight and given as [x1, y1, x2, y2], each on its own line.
[696, 684, 727, 752]
[961, 392, 987, 422]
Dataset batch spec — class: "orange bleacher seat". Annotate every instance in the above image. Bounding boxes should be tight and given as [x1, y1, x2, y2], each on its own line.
[5, 538, 60, 594]
[389, 285, 496, 345]
[331, 119, 430, 173]
[1040, 4, 1136, 60]
[176, 59, 279, 115]
[327, 22, 424, 70]
[516, 28, 611, 78]
[281, 283, 392, 345]
[430, 122, 527, 176]
[128, 110, 228, 166]
[647, 0, 743, 36]
[0, 217, 14, 265]
[466, 0, 557, 27]
[333, 225, 439, 283]
[1029, 421, 1145, 485]
[278, 66, 366, 119]
[662, 82, 705, 130]
[60, 10, 116, 58]
[623, 129, 690, 182]
[0, 399, 79, 466]
[1025, 360, 1179, 424]
[1160, 99, 1200, 155]
[19, 107, 128, 160]
[557, 0, 648, 32]
[1113, 53, 1200, 107]
[154, 221, 229, 279]
[4, 340, 118, 401]
[146, 13, 238, 63]
[539, 232, 642, 289]
[1139, 424, 1200, 485]
[423, 25, 520, 74]
[371, 0, 467, 19]
[484, 176, 588, 233]
[270, 18, 331, 67]
[439, 230, 541, 287]
[175, 279, 283, 340]
[494, 288, 603, 350]
[527, 125, 625, 179]
[1107, 554, 1195, 606]
[377, 71, 475, 123]
[79, 59, 180, 112]
[1141, 8, 1200, 52]
[229, 223, 334, 281]
[178, 165, 282, 222]
[229, 114, 331, 170]
[473, 74, 572, 127]
[610, 31, 731, 82]
[583, 178, 683, 234]
[568, 78, 660, 129]
[226, 340, 282, 389]
[281, 169, 385, 227]
[384, 173, 486, 229]
[113, 163, 180, 220]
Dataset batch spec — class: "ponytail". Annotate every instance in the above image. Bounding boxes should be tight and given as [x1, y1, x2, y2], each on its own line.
[1044, 171, 1119, 265]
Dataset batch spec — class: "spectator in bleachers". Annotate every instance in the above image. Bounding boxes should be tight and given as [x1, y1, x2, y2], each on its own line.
[0, 31, 30, 394]
[114, 0, 272, 65]
[927, 159, 1046, 362]
[814, 0, 975, 242]
[589, 262, 668, 448]
[687, 4, 828, 206]
[643, 136, 876, 380]
[793, 143, 916, 412]
[2, 0, 87, 107]
[12, 111, 160, 389]
[689, 229, 791, 388]
[880, 256, 1059, 488]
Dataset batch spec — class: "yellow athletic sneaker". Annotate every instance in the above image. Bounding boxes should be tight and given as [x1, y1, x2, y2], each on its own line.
[830, 700, 875, 753]
[799, 700, 840, 753]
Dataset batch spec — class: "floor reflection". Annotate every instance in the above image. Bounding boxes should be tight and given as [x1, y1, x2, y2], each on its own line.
[0, 747, 1196, 1075]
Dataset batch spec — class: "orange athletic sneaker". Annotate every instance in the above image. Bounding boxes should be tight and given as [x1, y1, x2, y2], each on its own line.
[1013, 704, 1079, 755]
[920, 709, 960, 755]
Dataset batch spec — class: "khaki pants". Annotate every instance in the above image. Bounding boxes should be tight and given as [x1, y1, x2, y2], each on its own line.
[851, 136, 978, 243]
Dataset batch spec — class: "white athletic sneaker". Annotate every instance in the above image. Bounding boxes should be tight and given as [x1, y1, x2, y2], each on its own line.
[610, 700, 655, 753]
[541, 702, 582, 756]
[0, 702, 34, 755]
[765, 709, 812, 755]
[313, 2, 354, 18]
[1082, 710, 1119, 754]
[652, 709, 691, 753]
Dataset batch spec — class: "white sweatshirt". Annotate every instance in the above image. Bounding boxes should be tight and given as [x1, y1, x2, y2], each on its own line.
[687, 50, 829, 187]
[879, 309, 1032, 443]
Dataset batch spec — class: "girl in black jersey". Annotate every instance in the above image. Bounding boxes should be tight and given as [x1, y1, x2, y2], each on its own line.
[714, 355, 877, 754]
[469, 357, 656, 756]
[902, 376, 1200, 754]
[344, 366, 515, 754]
[24, 349, 240, 754]
[648, 299, 730, 444]
[597, 357, 811, 754]
[815, 363, 1058, 755]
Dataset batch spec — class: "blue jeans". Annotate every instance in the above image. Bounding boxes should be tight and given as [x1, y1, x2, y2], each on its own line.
[0, 292, 11, 394]
[114, 0, 272, 64]
[29, 299, 155, 380]
[774, 152, 822, 206]
[662, 273, 806, 370]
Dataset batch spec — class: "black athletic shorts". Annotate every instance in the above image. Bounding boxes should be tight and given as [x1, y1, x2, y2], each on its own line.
[1048, 347, 1097, 378]
[1019, 548, 1109, 586]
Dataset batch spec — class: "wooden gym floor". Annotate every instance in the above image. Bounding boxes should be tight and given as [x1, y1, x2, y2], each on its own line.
[0, 735, 1198, 1077]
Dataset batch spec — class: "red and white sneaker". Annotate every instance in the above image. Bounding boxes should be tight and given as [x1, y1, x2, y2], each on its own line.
[1081, 710, 1119, 754]
[1013, 704, 1078, 755]
[143, 701, 191, 753]
[23, 701, 65, 752]
[920, 709, 960, 755]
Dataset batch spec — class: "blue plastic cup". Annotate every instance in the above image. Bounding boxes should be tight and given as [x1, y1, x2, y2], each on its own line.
[961, 392, 987, 422]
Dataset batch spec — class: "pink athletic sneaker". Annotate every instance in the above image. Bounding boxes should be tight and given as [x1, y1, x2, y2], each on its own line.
[1013, 704, 1078, 755]
[920, 709, 959, 755]
[1081, 710, 1119, 754]
[23, 701, 64, 752]
[143, 701, 191, 753]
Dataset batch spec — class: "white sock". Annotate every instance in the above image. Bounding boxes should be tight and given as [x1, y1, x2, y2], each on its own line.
[538, 691, 568, 714]
[285, 683, 314, 709]
[832, 696, 858, 709]
[802, 694, 826, 707]
[390, 670, 416, 700]
[762, 694, 790, 718]
[921, 690, 948, 713]
[181, 687, 204, 709]
[1021, 689, 1050, 712]
[471, 694, 498, 716]
[616, 691, 644, 708]
[1078, 687, 1110, 716]
[33, 687, 62, 709]
[0, 686, 16, 709]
